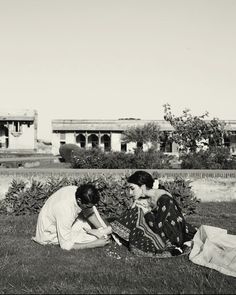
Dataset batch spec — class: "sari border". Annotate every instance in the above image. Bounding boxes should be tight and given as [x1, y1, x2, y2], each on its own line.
[136, 207, 166, 250]
[110, 220, 130, 241]
[130, 245, 172, 258]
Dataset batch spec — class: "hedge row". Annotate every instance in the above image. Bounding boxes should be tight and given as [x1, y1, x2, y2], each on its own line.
[0, 173, 199, 219]
[180, 146, 236, 169]
[59, 144, 236, 169]
[70, 148, 174, 169]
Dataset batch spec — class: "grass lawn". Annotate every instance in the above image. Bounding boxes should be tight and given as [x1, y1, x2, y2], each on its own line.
[0, 201, 235, 294]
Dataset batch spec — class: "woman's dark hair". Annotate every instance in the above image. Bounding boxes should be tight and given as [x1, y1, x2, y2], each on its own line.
[75, 184, 100, 205]
[127, 170, 154, 189]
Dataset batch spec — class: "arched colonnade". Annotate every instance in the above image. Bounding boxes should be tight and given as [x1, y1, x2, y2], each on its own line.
[75, 132, 111, 151]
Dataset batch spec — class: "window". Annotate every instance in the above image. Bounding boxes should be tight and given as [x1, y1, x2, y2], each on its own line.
[160, 131, 173, 153]
[13, 121, 23, 132]
[121, 143, 127, 152]
[224, 135, 230, 148]
[160, 141, 172, 153]
[137, 142, 143, 150]
[14, 122, 19, 132]
[11, 122, 22, 134]
[102, 134, 111, 151]
[76, 134, 86, 148]
[88, 134, 99, 148]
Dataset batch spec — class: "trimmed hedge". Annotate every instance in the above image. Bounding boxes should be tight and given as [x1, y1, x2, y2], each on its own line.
[180, 146, 236, 169]
[60, 145, 236, 169]
[71, 148, 174, 169]
[0, 173, 199, 219]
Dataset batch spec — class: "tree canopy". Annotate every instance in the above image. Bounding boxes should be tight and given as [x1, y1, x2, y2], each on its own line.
[121, 122, 161, 149]
[163, 103, 228, 152]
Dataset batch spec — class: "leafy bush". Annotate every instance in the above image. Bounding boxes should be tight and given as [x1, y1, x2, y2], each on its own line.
[131, 148, 173, 169]
[180, 146, 236, 169]
[59, 144, 80, 162]
[70, 148, 106, 168]
[158, 176, 199, 215]
[71, 148, 173, 169]
[99, 151, 135, 169]
[0, 177, 73, 215]
[0, 174, 199, 218]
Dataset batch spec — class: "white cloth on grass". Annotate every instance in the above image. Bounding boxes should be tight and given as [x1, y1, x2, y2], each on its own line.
[189, 225, 236, 277]
[32, 185, 97, 251]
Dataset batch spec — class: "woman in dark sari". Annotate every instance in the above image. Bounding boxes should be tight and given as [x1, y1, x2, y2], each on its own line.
[109, 171, 197, 257]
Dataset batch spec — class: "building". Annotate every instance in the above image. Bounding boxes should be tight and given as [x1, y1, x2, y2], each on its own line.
[51, 118, 236, 156]
[224, 120, 236, 154]
[0, 109, 38, 152]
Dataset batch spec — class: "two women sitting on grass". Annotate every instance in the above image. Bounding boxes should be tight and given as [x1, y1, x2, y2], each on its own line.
[33, 170, 197, 257]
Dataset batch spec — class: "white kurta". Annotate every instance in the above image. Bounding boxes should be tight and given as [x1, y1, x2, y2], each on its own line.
[32, 185, 97, 250]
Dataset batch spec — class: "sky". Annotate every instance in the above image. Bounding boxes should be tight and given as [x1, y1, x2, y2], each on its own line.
[0, 0, 236, 141]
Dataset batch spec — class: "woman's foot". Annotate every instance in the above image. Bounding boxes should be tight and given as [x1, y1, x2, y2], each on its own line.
[85, 226, 112, 239]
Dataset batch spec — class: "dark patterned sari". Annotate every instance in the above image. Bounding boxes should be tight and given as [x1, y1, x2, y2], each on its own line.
[110, 194, 197, 257]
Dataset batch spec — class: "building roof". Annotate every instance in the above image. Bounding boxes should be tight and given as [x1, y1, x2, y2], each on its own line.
[224, 120, 236, 131]
[52, 119, 174, 132]
[52, 119, 236, 132]
[0, 109, 37, 121]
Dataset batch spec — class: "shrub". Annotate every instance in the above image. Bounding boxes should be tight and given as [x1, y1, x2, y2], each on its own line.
[71, 148, 133, 169]
[0, 174, 199, 218]
[71, 148, 173, 169]
[132, 148, 173, 169]
[71, 148, 106, 168]
[180, 146, 236, 169]
[98, 152, 135, 169]
[59, 144, 80, 162]
[0, 177, 72, 215]
[158, 176, 199, 215]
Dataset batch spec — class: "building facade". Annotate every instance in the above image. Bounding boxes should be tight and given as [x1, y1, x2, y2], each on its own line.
[0, 110, 38, 152]
[51, 119, 236, 156]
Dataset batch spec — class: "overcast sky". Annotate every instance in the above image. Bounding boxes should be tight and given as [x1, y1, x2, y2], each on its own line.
[0, 0, 235, 140]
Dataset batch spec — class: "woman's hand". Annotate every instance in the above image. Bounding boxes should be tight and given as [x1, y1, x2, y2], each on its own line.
[133, 198, 152, 213]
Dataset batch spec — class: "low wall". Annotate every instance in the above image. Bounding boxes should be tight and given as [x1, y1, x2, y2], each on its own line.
[0, 168, 235, 202]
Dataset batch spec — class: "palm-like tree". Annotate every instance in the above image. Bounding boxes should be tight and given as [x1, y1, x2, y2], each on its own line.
[122, 122, 161, 150]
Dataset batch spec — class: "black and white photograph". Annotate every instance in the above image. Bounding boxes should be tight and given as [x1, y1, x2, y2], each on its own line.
[0, 0, 235, 294]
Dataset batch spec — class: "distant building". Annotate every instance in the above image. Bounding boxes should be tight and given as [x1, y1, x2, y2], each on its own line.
[51, 118, 236, 156]
[0, 109, 38, 152]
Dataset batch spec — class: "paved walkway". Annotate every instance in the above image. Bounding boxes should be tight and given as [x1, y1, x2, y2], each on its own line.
[0, 156, 56, 163]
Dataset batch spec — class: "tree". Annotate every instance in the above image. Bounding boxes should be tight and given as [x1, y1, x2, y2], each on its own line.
[163, 103, 229, 152]
[121, 122, 162, 150]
